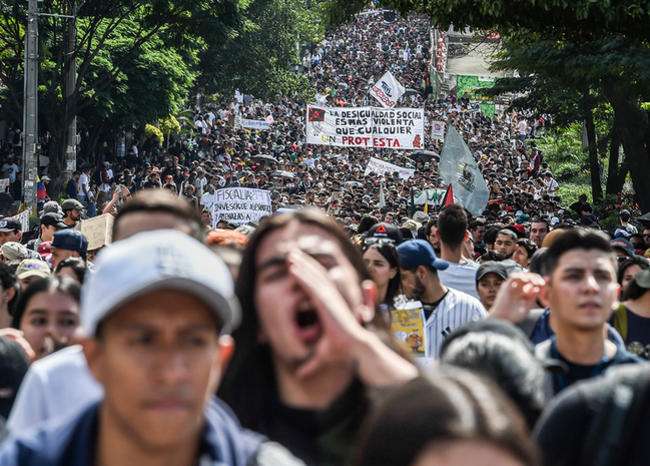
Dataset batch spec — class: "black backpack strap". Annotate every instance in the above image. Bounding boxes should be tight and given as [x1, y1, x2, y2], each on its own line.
[580, 366, 650, 466]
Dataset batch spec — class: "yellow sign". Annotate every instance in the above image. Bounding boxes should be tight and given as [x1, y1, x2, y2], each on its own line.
[391, 305, 425, 356]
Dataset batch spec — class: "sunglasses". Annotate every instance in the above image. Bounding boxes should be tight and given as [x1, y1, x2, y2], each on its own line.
[364, 237, 395, 247]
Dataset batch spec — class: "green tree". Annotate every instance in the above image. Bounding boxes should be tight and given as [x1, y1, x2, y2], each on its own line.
[384, 0, 650, 211]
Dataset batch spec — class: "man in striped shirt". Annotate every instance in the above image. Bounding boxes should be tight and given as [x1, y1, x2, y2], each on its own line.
[397, 239, 487, 359]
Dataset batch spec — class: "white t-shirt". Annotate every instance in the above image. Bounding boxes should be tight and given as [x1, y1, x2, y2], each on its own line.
[437, 260, 480, 299]
[78, 173, 90, 197]
[8, 345, 102, 433]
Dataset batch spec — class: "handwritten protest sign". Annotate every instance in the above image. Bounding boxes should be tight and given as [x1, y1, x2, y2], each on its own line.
[431, 121, 445, 141]
[306, 106, 424, 150]
[80, 214, 114, 251]
[365, 157, 415, 180]
[6, 209, 30, 232]
[212, 188, 272, 227]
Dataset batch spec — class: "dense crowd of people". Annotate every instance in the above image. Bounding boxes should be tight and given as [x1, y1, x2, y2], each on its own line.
[1, 7, 650, 466]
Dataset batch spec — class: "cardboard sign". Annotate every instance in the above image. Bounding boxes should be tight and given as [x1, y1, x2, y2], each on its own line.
[80, 214, 114, 251]
[6, 209, 30, 232]
[211, 188, 272, 227]
[306, 106, 425, 150]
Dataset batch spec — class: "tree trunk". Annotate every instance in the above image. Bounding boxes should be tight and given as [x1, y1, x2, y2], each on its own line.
[582, 91, 603, 203]
[605, 122, 621, 196]
[606, 82, 650, 212]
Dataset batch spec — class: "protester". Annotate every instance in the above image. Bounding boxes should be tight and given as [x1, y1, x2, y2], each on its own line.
[436, 204, 480, 299]
[529, 219, 550, 248]
[494, 229, 518, 259]
[11, 276, 81, 361]
[354, 368, 540, 466]
[475, 261, 509, 309]
[25, 213, 68, 251]
[61, 199, 85, 228]
[396, 239, 486, 358]
[362, 240, 401, 307]
[14, 259, 51, 289]
[534, 364, 650, 466]
[50, 230, 89, 269]
[491, 229, 641, 394]
[617, 255, 650, 292]
[220, 209, 417, 465]
[439, 319, 547, 429]
[0, 337, 29, 421]
[0, 220, 21, 247]
[513, 238, 538, 269]
[0, 263, 16, 329]
[54, 257, 87, 284]
[0, 230, 301, 465]
[610, 269, 650, 359]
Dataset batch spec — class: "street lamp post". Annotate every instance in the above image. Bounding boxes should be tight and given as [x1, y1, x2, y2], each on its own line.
[22, 0, 39, 210]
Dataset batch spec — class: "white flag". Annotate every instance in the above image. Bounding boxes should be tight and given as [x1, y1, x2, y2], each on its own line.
[377, 180, 386, 208]
[369, 71, 405, 108]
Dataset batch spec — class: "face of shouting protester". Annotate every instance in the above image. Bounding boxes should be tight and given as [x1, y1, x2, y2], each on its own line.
[84, 290, 233, 452]
[254, 221, 373, 373]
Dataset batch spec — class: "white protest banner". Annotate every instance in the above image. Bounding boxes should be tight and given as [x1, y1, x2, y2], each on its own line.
[212, 188, 272, 227]
[369, 71, 406, 108]
[439, 125, 490, 216]
[431, 121, 446, 141]
[306, 106, 424, 150]
[236, 117, 271, 131]
[365, 157, 415, 180]
[80, 214, 114, 251]
[0, 179, 9, 192]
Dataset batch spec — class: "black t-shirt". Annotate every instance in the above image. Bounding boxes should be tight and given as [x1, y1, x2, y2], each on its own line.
[624, 308, 650, 360]
[535, 365, 650, 466]
[261, 380, 367, 466]
[548, 338, 641, 394]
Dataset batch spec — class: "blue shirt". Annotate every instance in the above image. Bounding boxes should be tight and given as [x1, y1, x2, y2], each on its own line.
[530, 308, 625, 348]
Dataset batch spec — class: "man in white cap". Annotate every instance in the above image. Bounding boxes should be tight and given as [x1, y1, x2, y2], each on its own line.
[0, 230, 300, 466]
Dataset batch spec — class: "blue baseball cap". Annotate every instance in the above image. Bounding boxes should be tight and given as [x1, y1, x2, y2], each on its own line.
[397, 239, 449, 271]
[52, 229, 88, 257]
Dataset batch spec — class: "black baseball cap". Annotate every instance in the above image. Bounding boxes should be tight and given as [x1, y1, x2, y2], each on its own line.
[40, 213, 68, 229]
[366, 222, 403, 243]
[476, 261, 509, 282]
[0, 219, 21, 232]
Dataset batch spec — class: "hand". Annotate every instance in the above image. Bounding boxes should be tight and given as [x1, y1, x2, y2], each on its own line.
[287, 250, 369, 379]
[0, 328, 36, 362]
[489, 272, 545, 323]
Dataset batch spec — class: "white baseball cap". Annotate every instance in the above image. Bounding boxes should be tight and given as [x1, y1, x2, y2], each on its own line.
[81, 230, 241, 336]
